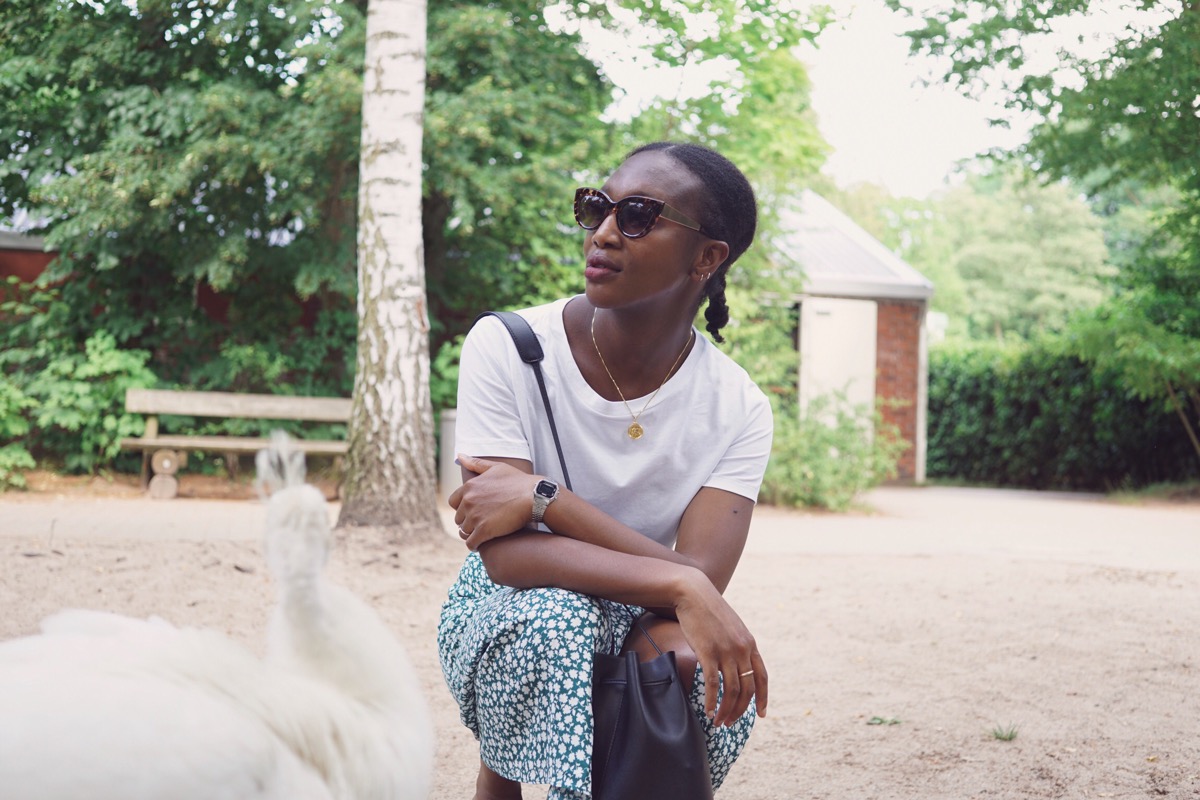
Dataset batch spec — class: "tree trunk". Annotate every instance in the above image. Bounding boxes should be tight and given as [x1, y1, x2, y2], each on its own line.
[338, 0, 443, 540]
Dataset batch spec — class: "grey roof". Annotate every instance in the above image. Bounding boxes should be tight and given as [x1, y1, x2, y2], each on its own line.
[0, 229, 47, 252]
[775, 190, 933, 301]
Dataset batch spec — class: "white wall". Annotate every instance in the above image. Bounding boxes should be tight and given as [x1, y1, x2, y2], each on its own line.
[798, 297, 878, 417]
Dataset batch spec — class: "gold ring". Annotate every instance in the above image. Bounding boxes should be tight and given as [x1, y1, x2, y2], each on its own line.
[739, 669, 754, 678]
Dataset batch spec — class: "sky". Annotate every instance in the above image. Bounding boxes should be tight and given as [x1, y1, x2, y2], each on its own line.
[581, 0, 1037, 200]
[797, 0, 1031, 199]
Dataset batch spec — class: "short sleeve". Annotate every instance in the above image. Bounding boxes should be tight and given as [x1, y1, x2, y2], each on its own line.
[704, 391, 773, 502]
[454, 317, 533, 462]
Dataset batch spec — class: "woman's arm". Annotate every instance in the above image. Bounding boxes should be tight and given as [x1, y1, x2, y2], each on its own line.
[451, 454, 752, 592]
[450, 454, 768, 726]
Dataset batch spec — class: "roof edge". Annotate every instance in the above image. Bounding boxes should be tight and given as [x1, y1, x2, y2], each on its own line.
[0, 230, 47, 251]
[798, 275, 934, 301]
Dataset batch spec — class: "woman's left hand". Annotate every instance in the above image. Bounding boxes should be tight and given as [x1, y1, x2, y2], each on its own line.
[448, 454, 539, 550]
[673, 571, 769, 727]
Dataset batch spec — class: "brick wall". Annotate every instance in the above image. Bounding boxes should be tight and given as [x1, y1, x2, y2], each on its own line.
[0, 248, 54, 283]
[875, 300, 922, 481]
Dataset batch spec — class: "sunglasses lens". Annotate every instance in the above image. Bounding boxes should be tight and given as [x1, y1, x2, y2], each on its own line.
[575, 191, 611, 230]
[616, 199, 658, 237]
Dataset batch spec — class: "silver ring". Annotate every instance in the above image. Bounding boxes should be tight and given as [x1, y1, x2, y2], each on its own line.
[458, 525, 468, 536]
[739, 669, 754, 678]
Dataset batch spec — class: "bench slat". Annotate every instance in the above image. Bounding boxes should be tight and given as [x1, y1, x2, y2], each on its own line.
[120, 435, 348, 456]
[125, 389, 351, 422]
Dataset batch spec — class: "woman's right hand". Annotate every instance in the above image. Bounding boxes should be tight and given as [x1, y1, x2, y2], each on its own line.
[449, 454, 541, 550]
[674, 570, 769, 727]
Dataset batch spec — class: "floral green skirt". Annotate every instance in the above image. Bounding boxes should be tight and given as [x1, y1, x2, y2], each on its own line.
[437, 551, 756, 799]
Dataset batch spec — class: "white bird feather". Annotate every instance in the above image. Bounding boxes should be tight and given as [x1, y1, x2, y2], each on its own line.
[0, 431, 433, 800]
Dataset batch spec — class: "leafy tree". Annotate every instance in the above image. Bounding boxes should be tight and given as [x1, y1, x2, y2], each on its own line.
[422, 0, 612, 353]
[944, 169, 1111, 340]
[883, 1, 1200, 200]
[1, 0, 853, 499]
[0, 0, 365, 393]
[820, 181, 970, 329]
[1, 279, 157, 477]
[887, 0, 1200, 468]
[828, 168, 1109, 341]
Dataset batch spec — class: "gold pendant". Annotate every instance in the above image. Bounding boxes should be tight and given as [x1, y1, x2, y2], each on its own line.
[627, 422, 644, 440]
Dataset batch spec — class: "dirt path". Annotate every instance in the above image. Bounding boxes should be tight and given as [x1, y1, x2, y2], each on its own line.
[2, 483, 1197, 799]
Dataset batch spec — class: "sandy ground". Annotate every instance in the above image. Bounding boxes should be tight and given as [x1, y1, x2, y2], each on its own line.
[1, 474, 1198, 799]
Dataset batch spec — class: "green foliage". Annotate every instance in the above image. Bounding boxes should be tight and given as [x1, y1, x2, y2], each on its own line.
[867, 716, 902, 726]
[0, 0, 361, 468]
[827, 167, 1111, 341]
[927, 340, 1197, 490]
[430, 334, 464, 413]
[3, 279, 157, 473]
[885, 2, 1200, 199]
[1066, 299, 1200, 462]
[0, 377, 35, 489]
[1072, 181, 1200, 460]
[25, 330, 157, 472]
[0, 442, 35, 490]
[593, 0, 830, 202]
[888, 0, 1200, 463]
[761, 393, 908, 512]
[3, 326, 157, 476]
[423, 0, 832, 356]
[1, 0, 836, 484]
[422, 0, 613, 350]
[990, 723, 1019, 742]
[0, 0, 363, 396]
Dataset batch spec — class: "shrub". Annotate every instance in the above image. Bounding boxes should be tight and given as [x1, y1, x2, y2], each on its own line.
[2, 280, 158, 474]
[927, 339, 1197, 490]
[21, 330, 158, 473]
[0, 378, 35, 489]
[762, 393, 909, 511]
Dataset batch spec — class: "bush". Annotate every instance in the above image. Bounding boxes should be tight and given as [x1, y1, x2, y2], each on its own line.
[1, 273, 360, 475]
[2, 281, 159, 474]
[927, 339, 1197, 490]
[0, 378, 35, 489]
[761, 393, 909, 511]
[21, 330, 158, 473]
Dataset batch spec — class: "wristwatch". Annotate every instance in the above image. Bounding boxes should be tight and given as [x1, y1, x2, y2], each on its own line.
[531, 479, 559, 525]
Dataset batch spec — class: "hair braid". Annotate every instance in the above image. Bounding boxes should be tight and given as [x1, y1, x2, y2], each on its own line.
[703, 266, 730, 343]
[627, 142, 757, 343]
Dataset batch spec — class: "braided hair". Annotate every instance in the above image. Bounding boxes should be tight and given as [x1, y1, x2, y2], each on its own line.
[627, 142, 757, 343]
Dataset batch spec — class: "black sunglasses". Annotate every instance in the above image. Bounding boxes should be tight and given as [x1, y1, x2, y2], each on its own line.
[573, 187, 706, 239]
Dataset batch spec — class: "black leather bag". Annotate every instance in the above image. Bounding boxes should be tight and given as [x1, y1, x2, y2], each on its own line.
[477, 310, 713, 800]
[592, 638, 714, 800]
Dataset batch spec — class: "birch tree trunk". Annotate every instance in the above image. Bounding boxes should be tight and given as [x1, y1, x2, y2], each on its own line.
[337, 0, 442, 539]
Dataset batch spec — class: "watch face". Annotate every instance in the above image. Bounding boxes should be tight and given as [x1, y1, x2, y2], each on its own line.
[535, 479, 557, 498]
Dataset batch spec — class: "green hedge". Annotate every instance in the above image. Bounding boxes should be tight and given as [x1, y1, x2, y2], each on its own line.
[927, 341, 1198, 490]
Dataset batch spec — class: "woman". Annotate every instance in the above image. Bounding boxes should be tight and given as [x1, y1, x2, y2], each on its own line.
[439, 141, 772, 800]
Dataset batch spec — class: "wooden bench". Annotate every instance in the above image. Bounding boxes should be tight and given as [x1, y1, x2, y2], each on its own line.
[119, 388, 351, 499]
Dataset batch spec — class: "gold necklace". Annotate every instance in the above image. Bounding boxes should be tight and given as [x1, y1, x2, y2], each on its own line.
[590, 309, 694, 440]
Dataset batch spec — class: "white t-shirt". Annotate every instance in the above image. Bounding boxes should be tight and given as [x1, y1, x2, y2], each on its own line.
[455, 297, 774, 548]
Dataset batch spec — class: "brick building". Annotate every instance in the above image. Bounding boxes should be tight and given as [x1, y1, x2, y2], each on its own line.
[778, 191, 934, 483]
[0, 230, 53, 284]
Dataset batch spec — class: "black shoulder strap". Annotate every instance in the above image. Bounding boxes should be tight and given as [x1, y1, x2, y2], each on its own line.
[472, 311, 573, 492]
[474, 310, 544, 363]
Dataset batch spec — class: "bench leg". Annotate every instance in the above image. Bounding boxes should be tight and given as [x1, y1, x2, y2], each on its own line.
[147, 448, 180, 500]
